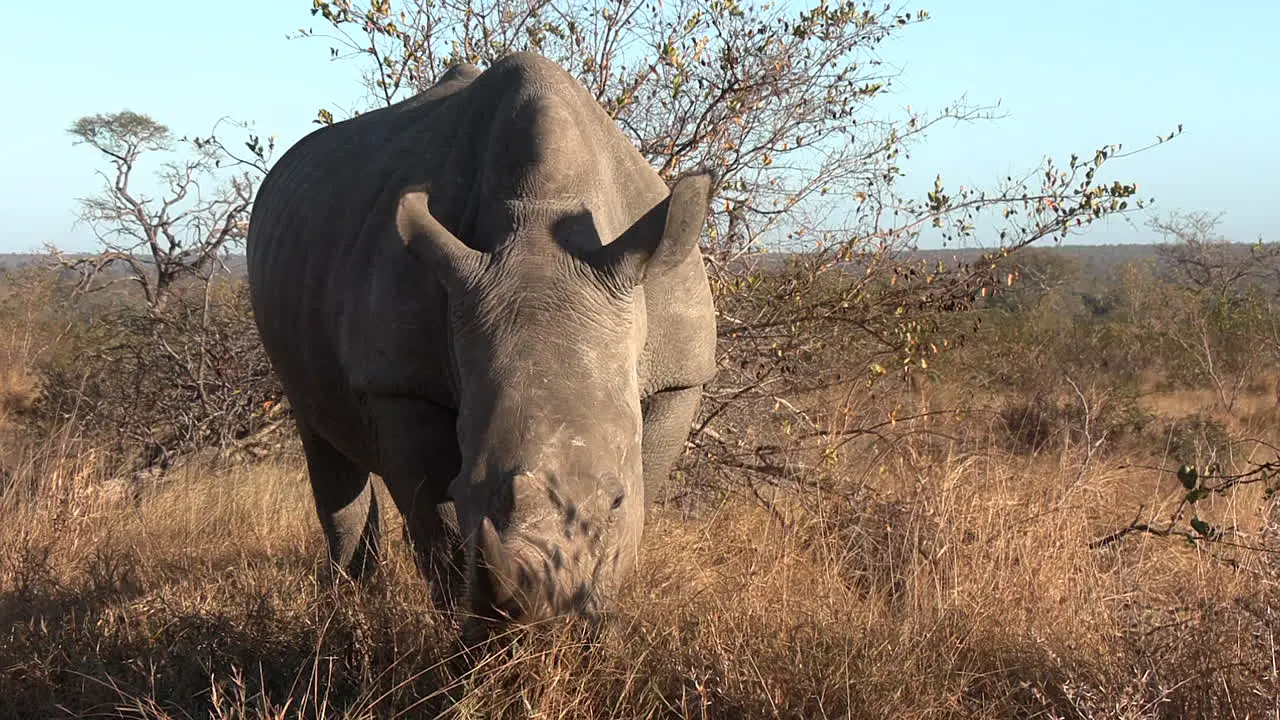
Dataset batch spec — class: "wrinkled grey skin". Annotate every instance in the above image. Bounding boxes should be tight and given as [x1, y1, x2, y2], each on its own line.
[245, 52, 717, 634]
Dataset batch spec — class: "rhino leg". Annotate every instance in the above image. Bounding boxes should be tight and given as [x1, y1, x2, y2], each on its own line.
[640, 385, 705, 510]
[365, 395, 465, 610]
[296, 420, 381, 580]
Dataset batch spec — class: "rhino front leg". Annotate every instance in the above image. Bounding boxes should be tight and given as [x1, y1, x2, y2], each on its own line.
[364, 395, 465, 610]
[296, 419, 381, 580]
[640, 385, 705, 510]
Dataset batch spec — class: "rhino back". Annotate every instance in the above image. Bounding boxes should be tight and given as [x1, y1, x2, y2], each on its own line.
[247, 54, 716, 467]
[459, 54, 717, 394]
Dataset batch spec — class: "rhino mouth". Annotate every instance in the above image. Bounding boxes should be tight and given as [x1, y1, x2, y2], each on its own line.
[469, 517, 608, 627]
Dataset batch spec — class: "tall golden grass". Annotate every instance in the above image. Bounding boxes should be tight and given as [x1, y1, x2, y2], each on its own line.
[0, 263, 1277, 717]
[2, 402, 1277, 719]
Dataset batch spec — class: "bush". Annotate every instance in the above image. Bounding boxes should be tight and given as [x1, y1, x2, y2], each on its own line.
[1000, 389, 1154, 456]
[1159, 412, 1232, 471]
[32, 278, 285, 474]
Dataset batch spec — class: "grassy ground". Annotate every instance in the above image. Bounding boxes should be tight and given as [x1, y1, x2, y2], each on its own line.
[2, 389, 1277, 719]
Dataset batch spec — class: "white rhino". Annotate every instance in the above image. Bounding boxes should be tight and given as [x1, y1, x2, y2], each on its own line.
[245, 52, 717, 636]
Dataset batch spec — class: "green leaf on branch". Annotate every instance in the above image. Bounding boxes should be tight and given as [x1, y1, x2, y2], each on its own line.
[1177, 463, 1199, 489]
[1189, 517, 1219, 540]
[1184, 488, 1210, 504]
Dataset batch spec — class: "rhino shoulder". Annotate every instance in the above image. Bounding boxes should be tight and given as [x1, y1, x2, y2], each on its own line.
[336, 238, 456, 404]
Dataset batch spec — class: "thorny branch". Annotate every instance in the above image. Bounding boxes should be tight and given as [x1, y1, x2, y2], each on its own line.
[1091, 459, 1280, 552]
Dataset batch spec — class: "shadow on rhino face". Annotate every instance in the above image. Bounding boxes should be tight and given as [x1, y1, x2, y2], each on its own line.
[549, 192, 674, 269]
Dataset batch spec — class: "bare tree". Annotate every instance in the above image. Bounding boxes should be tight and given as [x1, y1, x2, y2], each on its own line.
[290, 0, 1186, 320]
[1147, 211, 1280, 411]
[290, 0, 1181, 497]
[297, 1, 1173, 262]
[55, 111, 270, 312]
[1152, 210, 1280, 302]
[34, 111, 284, 474]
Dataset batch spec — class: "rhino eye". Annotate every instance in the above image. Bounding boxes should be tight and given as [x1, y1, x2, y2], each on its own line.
[611, 491, 625, 511]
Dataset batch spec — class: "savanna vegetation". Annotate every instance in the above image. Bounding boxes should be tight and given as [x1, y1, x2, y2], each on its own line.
[3, 1, 1277, 718]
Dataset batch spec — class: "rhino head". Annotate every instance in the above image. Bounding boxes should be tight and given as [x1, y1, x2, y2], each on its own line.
[394, 171, 712, 633]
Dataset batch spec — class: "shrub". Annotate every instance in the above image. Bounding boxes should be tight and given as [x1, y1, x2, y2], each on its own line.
[33, 278, 285, 474]
[1000, 389, 1154, 456]
[1159, 412, 1232, 471]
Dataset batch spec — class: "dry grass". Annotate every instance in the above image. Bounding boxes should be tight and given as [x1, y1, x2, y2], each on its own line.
[2, 416, 1278, 720]
[0, 340, 43, 443]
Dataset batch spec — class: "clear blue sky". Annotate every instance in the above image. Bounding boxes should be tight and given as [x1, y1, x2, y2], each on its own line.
[1, 0, 1274, 253]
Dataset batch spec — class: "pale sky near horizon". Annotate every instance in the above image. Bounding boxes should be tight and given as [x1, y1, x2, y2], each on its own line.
[1, 0, 1274, 253]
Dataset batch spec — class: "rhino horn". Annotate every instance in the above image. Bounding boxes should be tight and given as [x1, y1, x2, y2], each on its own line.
[590, 168, 715, 286]
[479, 516, 519, 606]
[396, 185, 485, 290]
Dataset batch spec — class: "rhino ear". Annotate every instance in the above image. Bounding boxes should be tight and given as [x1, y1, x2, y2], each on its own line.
[592, 169, 715, 287]
[396, 186, 485, 291]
